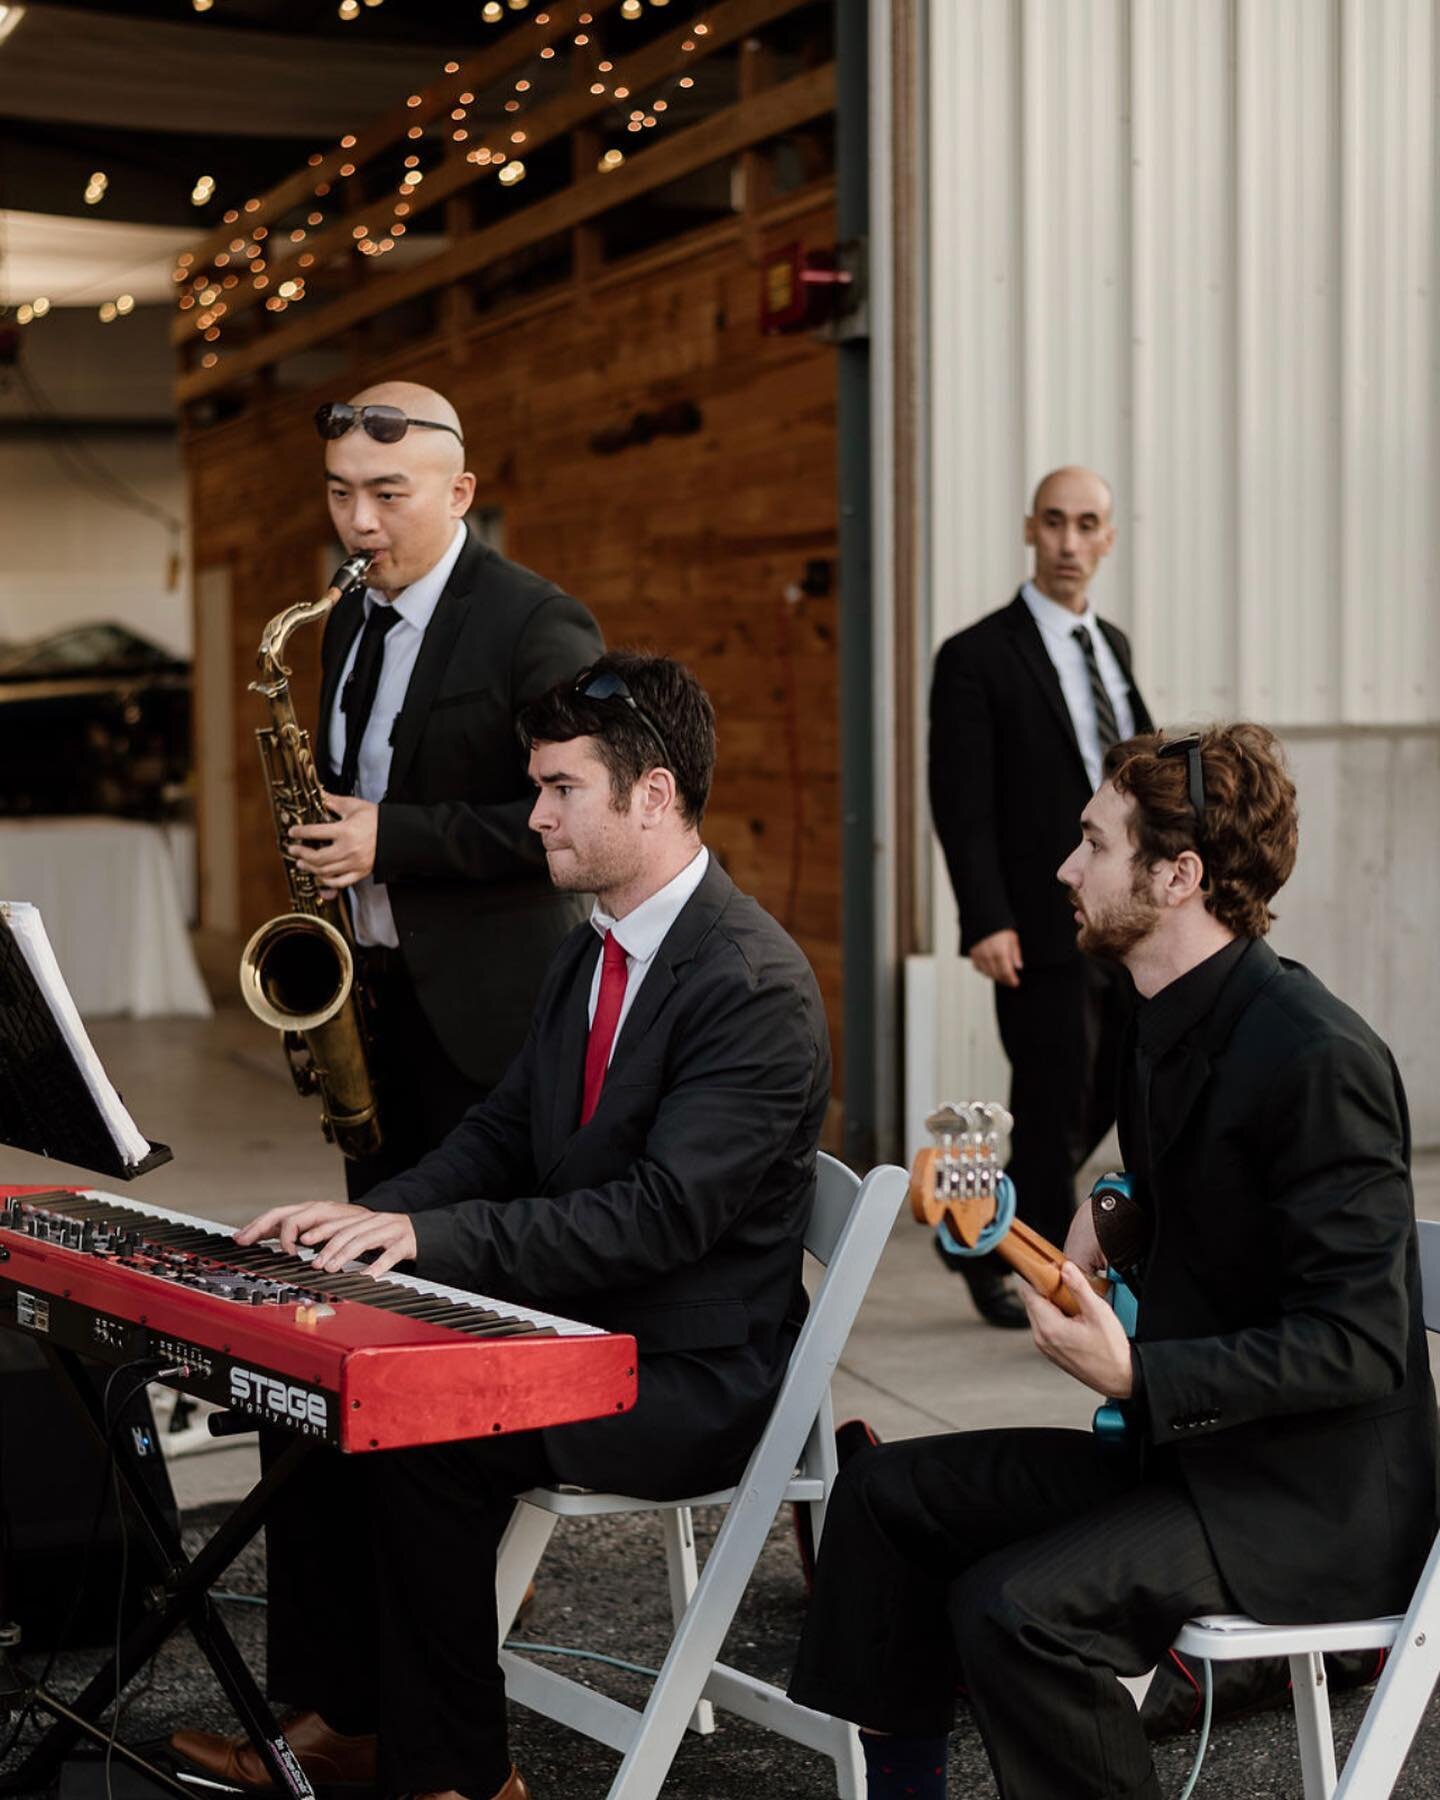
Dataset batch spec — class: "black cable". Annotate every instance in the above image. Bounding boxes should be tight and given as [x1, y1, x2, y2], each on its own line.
[100, 1363, 186, 1800]
[7, 364, 185, 544]
[0, 1359, 176, 1769]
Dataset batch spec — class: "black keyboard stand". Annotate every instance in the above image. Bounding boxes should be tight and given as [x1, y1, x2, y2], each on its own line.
[1, 1344, 319, 1800]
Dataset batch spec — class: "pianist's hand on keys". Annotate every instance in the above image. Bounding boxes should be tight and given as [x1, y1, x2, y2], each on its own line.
[237, 1200, 418, 1276]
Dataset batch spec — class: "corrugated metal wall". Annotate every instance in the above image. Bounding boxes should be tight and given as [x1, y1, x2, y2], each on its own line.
[919, 0, 1440, 1142]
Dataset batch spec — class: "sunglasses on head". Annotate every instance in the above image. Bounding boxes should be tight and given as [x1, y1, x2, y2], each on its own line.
[1156, 734, 1209, 877]
[573, 668, 674, 773]
[315, 401, 465, 447]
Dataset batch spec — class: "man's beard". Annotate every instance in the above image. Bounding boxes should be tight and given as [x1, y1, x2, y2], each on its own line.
[545, 837, 637, 897]
[1071, 867, 1161, 963]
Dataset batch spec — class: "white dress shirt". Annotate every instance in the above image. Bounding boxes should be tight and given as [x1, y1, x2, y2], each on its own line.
[326, 522, 468, 948]
[586, 847, 710, 1059]
[1021, 581, 1137, 791]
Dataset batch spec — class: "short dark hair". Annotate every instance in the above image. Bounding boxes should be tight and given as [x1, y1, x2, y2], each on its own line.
[1103, 723, 1299, 939]
[517, 650, 717, 825]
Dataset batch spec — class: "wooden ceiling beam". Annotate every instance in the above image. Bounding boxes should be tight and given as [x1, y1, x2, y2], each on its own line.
[173, 0, 808, 349]
[172, 0, 614, 277]
[177, 60, 835, 405]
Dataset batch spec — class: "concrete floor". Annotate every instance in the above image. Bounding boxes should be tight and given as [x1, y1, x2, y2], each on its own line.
[5, 996, 1440, 1794]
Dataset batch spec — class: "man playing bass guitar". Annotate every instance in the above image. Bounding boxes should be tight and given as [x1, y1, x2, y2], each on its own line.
[790, 723, 1437, 1800]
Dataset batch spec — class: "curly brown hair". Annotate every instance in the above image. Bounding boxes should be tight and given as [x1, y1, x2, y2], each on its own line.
[1102, 724, 1299, 938]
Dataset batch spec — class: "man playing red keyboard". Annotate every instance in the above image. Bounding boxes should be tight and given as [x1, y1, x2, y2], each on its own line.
[171, 654, 830, 1800]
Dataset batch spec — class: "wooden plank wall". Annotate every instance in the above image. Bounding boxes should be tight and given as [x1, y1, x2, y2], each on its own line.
[186, 195, 845, 1103]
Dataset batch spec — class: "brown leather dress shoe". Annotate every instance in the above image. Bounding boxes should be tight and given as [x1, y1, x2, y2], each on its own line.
[412, 1774, 531, 1800]
[170, 1710, 378, 1790]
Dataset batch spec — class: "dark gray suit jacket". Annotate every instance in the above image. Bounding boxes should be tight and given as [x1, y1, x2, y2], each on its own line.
[929, 593, 1152, 965]
[319, 530, 603, 1088]
[364, 857, 832, 1492]
[1123, 940, 1438, 1622]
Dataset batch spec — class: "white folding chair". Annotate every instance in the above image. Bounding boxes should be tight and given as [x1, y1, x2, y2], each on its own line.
[1173, 1216, 1440, 1799]
[494, 1153, 909, 1800]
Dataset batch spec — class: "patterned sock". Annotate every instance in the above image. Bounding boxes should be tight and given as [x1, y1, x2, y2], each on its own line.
[861, 1731, 949, 1799]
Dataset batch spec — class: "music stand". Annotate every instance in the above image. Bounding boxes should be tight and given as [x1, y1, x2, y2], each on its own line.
[0, 907, 318, 1800]
[0, 908, 171, 1180]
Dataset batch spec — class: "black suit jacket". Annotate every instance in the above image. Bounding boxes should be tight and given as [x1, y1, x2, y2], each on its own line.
[1122, 940, 1438, 1622]
[364, 857, 832, 1490]
[929, 593, 1151, 965]
[319, 530, 603, 1088]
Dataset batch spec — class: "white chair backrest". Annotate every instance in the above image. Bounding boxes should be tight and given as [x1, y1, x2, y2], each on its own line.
[1417, 1218, 1440, 1335]
[806, 1151, 863, 1266]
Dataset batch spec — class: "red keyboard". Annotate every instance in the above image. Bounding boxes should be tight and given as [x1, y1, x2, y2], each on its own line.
[0, 1186, 637, 1452]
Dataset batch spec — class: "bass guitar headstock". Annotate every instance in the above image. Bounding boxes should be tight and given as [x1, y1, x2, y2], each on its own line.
[909, 1100, 1013, 1248]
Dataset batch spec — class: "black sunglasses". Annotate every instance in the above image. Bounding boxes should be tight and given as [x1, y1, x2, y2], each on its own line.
[1156, 733, 1207, 837]
[574, 669, 674, 772]
[315, 401, 465, 447]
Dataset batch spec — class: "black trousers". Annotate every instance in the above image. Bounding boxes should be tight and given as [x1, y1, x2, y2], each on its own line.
[262, 1348, 768, 1794]
[993, 958, 1132, 1247]
[789, 1430, 1233, 1800]
[344, 951, 489, 1199]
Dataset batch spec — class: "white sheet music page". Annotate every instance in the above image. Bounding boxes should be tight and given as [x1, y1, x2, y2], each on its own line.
[0, 900, 151, 1168]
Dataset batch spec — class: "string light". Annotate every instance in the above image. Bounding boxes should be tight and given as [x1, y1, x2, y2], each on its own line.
[83, 171, 108, 205]
[192, 0, 213, 10]
[99, 301, 117, 322]
[178, 6, 720, 356]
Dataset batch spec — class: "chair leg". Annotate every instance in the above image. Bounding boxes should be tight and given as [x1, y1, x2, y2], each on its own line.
[605, 1492, 805, 1800]
[660, 1508, 715, 1736]
[834, 1721, 864, 1799]
[497, 1501, 559, 1640]
[1288, 1651, 1338, 1800]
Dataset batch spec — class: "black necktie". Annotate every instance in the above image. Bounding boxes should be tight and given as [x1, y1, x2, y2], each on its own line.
[1072, 624, 1120, 751]
[338, 603, 401, 796]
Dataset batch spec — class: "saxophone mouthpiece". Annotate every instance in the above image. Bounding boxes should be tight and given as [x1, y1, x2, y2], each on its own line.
[332, 550, 376, 594]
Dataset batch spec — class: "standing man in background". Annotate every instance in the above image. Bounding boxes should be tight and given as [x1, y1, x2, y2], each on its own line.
[288, 380, 603, 1195]
[928, 467, 1151, 1325]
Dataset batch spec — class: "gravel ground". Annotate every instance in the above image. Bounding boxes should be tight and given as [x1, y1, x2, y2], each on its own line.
[3, 1504, 1440, 1799]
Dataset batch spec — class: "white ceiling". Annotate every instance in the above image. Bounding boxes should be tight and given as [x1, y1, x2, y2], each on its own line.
[0, 209, 195, 307]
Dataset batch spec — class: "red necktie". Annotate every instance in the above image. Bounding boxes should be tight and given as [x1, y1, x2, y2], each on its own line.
[580, 931, 629, 1125]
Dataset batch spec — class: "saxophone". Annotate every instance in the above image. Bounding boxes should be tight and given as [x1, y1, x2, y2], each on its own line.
[239, 550, 382, 1158]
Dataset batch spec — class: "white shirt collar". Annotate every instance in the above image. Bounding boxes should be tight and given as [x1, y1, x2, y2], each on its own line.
[1022, 579, 1099, 642]
[363, 520, 467, 634]
[590, 846, 710, 964]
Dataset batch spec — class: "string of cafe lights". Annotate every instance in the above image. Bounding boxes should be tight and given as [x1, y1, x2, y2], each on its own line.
[172, 0, 711, 368]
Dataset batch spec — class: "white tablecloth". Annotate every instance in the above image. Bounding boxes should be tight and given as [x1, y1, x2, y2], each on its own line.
[0, 817, 212, 1019]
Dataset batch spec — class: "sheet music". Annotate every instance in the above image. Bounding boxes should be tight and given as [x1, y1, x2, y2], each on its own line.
[0, 901, 151, 1168]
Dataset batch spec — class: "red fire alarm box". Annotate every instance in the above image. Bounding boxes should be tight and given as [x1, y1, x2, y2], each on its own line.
[759, 243, 854, 335]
